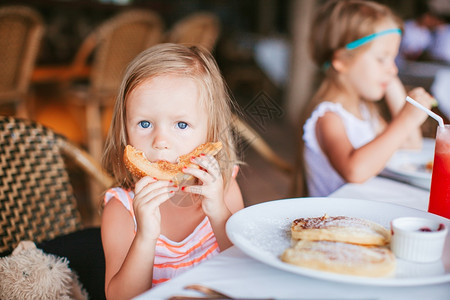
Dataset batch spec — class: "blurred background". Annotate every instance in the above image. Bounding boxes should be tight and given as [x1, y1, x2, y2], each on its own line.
[1, 0, 450, 225]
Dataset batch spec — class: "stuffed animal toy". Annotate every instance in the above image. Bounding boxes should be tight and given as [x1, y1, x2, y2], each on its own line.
[0, 241, 88, 300]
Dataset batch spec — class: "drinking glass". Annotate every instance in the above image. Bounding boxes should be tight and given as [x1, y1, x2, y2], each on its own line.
[428, 124, 450, 218]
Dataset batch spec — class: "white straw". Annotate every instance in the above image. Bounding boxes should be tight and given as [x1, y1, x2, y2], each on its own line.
[406, 96, 444, 127]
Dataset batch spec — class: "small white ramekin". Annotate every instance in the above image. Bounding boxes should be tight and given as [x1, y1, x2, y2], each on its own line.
[390, 217, 448, 263]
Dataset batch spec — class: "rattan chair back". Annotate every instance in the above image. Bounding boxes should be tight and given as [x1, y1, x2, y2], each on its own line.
[68, 9, 164, 161]
[0, 6, 44, 116]
[0, 116, 114, 254]
[74, 9, 164, 101]
[167, 12, 220, 51]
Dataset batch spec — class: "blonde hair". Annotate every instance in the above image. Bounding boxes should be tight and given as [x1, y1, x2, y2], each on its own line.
[309, 0, 403, 106]
[102, 43, 239, 190]
[292, 0, 403, 196]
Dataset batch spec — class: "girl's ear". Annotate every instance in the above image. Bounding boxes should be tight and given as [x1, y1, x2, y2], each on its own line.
[331, 49, 349, 73]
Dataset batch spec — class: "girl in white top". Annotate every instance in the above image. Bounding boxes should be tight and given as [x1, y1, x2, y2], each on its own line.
[101, 44, 244, 299]
[299, 0, 435, 197]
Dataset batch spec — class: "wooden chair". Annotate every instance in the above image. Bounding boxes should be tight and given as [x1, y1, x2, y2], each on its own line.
[166, 12, 221, 51]
[0, 115, 114, 256]
[65, 9, 164, 161]
[0, 5, 44, 118]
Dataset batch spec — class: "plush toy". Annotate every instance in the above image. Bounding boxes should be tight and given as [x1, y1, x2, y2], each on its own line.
[0, 241, 88, 300]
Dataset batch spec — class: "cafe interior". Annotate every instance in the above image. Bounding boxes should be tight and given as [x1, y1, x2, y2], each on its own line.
[1, 0, 450, 299]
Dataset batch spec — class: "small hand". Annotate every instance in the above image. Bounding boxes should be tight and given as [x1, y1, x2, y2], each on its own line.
[181, 154, 228, 219]
[133, 177, 178, 241]
[385, 76, 407, 114]
[402, 87, 435, 125]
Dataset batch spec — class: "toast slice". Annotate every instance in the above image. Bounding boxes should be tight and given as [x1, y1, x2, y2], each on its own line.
[281, 240, 396, 277]
[291, 214, 390, 246]
[124, 142, 222, 183]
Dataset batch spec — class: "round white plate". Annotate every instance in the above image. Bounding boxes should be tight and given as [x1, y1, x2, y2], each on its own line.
[226, 197, 450, 286]
[383, 138, 434, 189]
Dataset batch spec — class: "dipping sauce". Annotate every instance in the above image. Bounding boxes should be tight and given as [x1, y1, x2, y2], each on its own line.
[418, 224, 446, 232]
[390, 217, 448, 262]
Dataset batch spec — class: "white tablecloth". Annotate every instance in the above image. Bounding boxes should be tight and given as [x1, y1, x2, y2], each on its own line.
[135, 177, 450, 300]
[331, 176, 430, 211]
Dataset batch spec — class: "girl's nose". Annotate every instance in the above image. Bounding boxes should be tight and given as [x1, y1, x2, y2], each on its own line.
[152, 128, 170, 150]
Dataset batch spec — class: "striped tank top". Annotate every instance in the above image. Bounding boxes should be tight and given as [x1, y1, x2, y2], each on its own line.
[104, 187, 220, 286]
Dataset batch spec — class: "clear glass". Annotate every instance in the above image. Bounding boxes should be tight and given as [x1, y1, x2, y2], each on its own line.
[428, 124, 450, 218]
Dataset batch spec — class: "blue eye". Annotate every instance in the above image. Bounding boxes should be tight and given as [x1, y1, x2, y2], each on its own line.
[177, 122, 188, 129]
[139, 121, 151, 129]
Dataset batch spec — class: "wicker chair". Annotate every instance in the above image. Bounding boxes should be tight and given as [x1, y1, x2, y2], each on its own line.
[166, 12, 221, 51]
[0, 115, 114, 256]
[65, 9, 164, 162]
[0, 5, 44, 118]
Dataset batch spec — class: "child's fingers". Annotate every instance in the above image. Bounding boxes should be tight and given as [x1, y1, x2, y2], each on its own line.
[143, 189, 176, 208]
[181, 184, 204, 196]
[407, 88, 436, 109]
[181, 156, 224, 200]
[136, 177, 175, 193]
[408, 87, 427, 98]
[139, 184, 178, 201]
[135, 184, 178, 208]
[135, 179, 178, 202]
[192, 155, 221, 175]
[183, 166, 215, 184]
[135, 176, 157, 194]
[431, 98, 438, 108]
[178, 154, 222, 185]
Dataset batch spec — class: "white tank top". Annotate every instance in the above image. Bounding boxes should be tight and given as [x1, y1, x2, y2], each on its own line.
[104, 187, 219, 286]
[303, 102, 377, 196]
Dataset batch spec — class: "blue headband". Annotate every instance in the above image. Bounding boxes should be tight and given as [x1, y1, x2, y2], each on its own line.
[322, 28, 402, 71]
[345, 28, 402, 50]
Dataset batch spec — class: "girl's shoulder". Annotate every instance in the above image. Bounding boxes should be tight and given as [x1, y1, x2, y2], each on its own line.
[104, 187, 134, 213]
[308, 101, 350, 121]
[303, 101, 373, 140]
[309, 101, 372, 123]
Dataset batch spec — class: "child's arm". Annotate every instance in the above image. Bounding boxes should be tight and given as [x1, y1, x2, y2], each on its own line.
[182, 158, 244, 251]
[316, 89, 434, 183]
[224, 166, 245, 214]
[210, 177, 244, 250]
[384, 76, 422, 149]
[102, 199, 153, 300]
[102, 179, 177, 300]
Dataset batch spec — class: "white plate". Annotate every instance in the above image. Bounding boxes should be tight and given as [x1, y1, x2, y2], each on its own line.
[226, 197, 450, 286]
[382, 138, 435, 189]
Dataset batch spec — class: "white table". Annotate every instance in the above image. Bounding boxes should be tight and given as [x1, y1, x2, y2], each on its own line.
[135, 177, 450, 300]
[331, 176, 430, 211]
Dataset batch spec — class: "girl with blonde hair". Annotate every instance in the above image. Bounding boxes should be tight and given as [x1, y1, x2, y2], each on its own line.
[299, 0, 435, 197]
[101, 43, 243, 299]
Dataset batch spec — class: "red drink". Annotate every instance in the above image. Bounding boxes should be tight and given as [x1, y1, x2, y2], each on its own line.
[428, 125, 450, 219]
